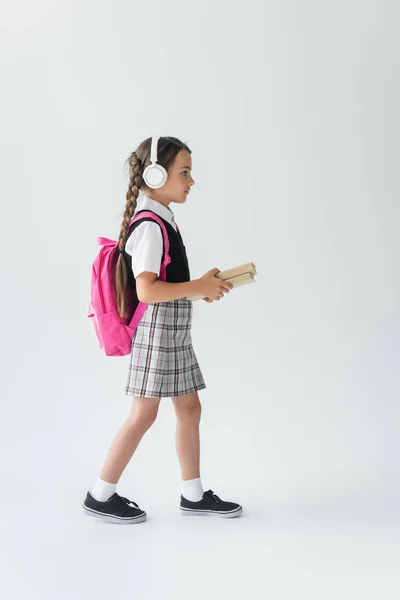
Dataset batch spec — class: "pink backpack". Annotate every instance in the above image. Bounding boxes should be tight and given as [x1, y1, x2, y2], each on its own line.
[88, 211, 174, 356]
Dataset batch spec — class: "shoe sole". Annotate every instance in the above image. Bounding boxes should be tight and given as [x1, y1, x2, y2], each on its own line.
[82, 504, 147, 524]
[179, 506, 243, 518]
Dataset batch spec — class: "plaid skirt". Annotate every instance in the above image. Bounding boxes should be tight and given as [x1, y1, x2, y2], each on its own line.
[125, 297, 206, 398]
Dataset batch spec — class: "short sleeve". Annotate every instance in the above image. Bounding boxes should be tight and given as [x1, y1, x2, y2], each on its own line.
[124, 221, 163, 278]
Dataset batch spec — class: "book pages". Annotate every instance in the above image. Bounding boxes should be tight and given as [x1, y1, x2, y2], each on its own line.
[215, 262, 257, 281]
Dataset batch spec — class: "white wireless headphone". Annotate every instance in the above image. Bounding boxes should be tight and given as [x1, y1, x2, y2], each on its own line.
[142, 136, 168, 189]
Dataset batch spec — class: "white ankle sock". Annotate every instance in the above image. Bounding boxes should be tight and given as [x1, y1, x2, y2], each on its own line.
[182, 477, 204, 502]
[91, 477, 117, 502]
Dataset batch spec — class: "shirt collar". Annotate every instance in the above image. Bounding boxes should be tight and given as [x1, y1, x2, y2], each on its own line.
[134, 192, 176, 228]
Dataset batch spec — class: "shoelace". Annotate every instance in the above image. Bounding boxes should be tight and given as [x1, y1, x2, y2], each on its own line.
[112, 494, 139, 510]
[203, 489, 221, 504]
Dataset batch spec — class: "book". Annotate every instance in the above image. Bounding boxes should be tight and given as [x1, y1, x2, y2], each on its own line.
[186, 262, 257, 301]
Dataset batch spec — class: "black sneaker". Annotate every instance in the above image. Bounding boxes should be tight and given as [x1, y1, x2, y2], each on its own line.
[179, 489, 243, 518]
[82, 491, 147, 524]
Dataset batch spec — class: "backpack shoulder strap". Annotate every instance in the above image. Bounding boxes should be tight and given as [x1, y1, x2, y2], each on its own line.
[128, 211, 172, 271]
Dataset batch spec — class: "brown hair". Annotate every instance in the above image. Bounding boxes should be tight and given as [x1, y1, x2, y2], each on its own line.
[115, 136, 191, 317]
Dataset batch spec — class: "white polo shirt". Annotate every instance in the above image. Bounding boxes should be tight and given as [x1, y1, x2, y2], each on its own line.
[125, 193, 178, 278]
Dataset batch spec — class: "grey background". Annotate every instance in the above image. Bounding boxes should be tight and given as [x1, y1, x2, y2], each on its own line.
[1, 0, 399, 598]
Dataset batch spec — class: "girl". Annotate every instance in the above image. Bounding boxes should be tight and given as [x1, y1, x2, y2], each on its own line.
[82, 136, 243, 523]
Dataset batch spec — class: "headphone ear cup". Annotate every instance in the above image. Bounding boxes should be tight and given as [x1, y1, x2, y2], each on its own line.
[143, 163, 168, 189]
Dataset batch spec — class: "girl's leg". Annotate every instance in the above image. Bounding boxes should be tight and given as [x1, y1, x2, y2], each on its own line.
[171, 391, 202, 480]
[99, 396, 161, 483]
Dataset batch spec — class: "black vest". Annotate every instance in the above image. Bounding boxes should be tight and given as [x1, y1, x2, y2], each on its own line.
[122, 210, 191, 287]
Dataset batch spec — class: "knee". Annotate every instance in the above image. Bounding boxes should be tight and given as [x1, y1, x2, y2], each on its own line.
[128, 410, 158, 431]
[128, 399, 160, 430]
[175, 400, 202, 424]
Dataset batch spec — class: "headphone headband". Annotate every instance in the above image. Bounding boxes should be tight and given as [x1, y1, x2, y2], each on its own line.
[150, 135, 159, 164]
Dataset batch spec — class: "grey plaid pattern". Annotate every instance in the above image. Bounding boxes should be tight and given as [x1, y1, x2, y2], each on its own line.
[125, 298, 206, 398]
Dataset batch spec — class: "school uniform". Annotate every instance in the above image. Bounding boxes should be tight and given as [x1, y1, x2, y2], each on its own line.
[122, 193, 206, 399]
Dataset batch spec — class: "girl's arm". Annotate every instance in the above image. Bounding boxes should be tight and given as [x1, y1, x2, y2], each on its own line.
[136, 272, 202, 303]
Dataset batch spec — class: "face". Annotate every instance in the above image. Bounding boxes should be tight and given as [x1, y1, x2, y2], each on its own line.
[143, 149, 195, 207]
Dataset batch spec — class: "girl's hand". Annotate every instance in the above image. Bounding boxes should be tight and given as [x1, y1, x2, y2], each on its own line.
[197, 268, 233, 300]
[203, 297, 214, 303]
